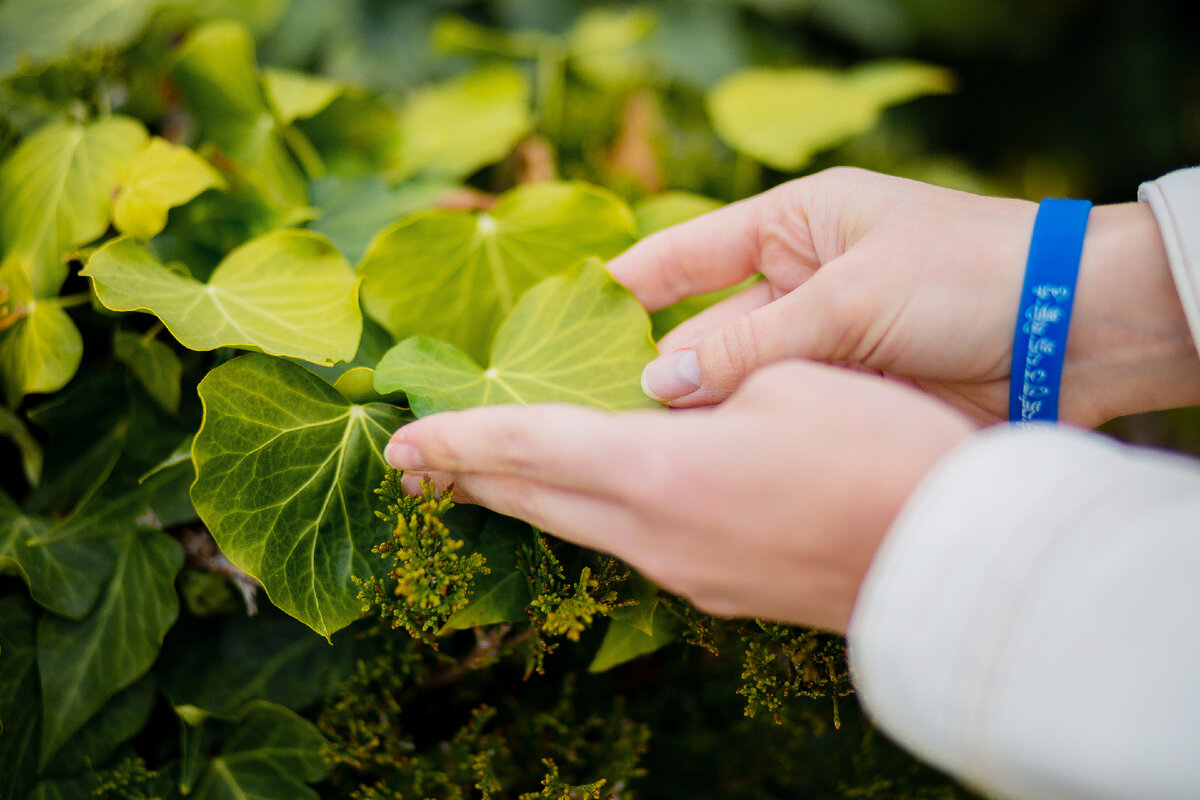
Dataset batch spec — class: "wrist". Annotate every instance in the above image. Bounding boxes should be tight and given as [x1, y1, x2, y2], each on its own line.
[1060, 202, 1200, 424]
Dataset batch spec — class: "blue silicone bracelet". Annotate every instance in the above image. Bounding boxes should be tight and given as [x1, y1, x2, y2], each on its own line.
[1009, 198, 1093, 424]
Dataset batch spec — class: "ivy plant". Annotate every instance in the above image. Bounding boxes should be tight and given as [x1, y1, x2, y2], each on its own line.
[0, 1, 980, 798]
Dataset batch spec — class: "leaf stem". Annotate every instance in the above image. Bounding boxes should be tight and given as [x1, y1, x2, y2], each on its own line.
[141, 321, 165, 343]
[54, 292, 92, 308]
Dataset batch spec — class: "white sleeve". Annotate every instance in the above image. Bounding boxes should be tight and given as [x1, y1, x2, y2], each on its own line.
[847, 427, 1200, 800]
[848, 166, 1200, 800]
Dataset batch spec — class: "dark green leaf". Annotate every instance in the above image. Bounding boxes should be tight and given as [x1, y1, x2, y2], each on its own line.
[444, 514, 533, 630]
[0, 594, 40, 800]
[45, 676, 157, 776]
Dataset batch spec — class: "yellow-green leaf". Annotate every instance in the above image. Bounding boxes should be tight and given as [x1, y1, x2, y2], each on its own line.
[263, 67, 345, 125]
[0, 264, 83, 403]
[359, 181, 636, 363]
[707, 61, 953, 171]
[394, 65, 532, 181]
[113, 138, 226, 240]
[374, 260, 658, 414]
[0, 116, 147, 297]
[82, 231, 361, 364]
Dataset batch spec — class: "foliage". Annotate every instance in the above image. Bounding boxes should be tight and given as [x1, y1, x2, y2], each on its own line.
[2, 0, 1191, 797]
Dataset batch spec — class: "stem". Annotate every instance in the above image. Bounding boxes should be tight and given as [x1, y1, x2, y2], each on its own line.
[535, 43, 567, 142]
[141, 321, 165, 343]
[54, 292, 92, 309]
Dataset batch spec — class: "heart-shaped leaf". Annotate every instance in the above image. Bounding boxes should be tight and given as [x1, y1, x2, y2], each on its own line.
[113, 137, 227, 240]
[82, 231, 361, 364]
[374, 260, 658, 415]
[358, 181, 637, 363]
[191, 354, 408, 637]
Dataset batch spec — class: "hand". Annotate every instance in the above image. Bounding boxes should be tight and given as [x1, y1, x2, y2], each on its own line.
[384, 360, 973, 633]
[615, 168, 1200, 426]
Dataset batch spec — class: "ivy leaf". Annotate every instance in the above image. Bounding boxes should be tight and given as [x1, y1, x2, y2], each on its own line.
[0, 489, 115, 620]
[0, 405, 43, 487]
[611, 572, 661, 636]
[394, 64, 531, 181]
[0, 116, 147, 297]
[443, 514, 532, 630]
[263, 67, 345, 125]
[114, 330, 182, 413]
[359, 182, 637, 363]
[159, 607, 354, 719]
[0, 595, 39, 800]
[190, 701, 331, 800]
[82, 231, 361, 364]
[375, 260, 658, 415]
[567, 7, 657, 89]
[113, 138, 227, 240]
[172, 19, 308, 211]
[588, 610, 677, 673]
[44, 676, 156, 777]
[0, 298, 83, 404]
[191, 354, 409, 637]
[37, 528, 184, 765]
[707, 61, 953, 171]
[0, 0, 157, 80]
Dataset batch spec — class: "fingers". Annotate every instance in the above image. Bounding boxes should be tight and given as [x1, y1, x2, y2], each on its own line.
[641, 268, 856, 406]
[385, 403, 660, 497]
[655, 279, 777, 353]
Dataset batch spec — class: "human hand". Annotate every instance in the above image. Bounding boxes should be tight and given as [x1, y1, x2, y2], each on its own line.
[384, 360, 973, 633]
[616, 168, 1200, 426]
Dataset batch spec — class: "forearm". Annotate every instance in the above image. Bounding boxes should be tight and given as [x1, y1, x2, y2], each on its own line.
[848, 426, 1200, 800]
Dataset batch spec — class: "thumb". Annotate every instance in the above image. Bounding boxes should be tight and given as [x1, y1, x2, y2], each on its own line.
[641, 273, 849, 407]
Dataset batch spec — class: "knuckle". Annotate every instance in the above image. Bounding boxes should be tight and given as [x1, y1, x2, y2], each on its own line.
[708, 315, 762, 387]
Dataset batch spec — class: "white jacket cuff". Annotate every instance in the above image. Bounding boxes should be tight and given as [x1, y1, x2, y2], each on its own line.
[847, 425, 1200, 800]
[1139, 166, 1200, 348]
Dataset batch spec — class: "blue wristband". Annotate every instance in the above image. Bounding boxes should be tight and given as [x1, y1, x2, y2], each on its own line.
[1009, 198, 1092, 424]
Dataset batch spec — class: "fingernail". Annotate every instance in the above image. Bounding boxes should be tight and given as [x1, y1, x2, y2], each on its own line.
[384, 441, 425, 470]
[641, 350, 702, 401]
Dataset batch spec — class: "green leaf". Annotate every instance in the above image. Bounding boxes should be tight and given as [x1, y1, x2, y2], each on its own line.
[172, 19, 308, 211]
[83, 231, 361, 364]
[159, 607, 354, 719]
[0, 116, 147, 297]
[567, 7, 657, 89]
[191, 354, 409, 637]
[443, 514, 532, 630]
[190, 702, 330, 800]
[263, 67, 345, 125]
[375, 260, 658, 415]
[588, 611, 677, 673]
[707, 61, 953, 171]
[307, 174, 455, 264]
[27, 773, 101, 800]
[0, 405, 43, 487]
[633, 190, 722, 236]
[37, 529, 183, 764]
[113, 138, 227, 240]
[359, 181, 637, 362]
[114, 330, 182, 413]
[0, 297, 83, 404]
[45, 676, 156, 776]
[394, 64, 532, 181]
[610, 572, 661, 636]
[0, 0, 157, 80]
[0, 595, 40, 800]
[0, 489, 115, 620]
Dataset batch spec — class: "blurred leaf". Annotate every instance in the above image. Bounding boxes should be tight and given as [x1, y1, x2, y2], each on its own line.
[172, 19, 308, 211]
[444, 514, 532, 630]
[262, 67, 345, 125]
[191, 354, 408, 637]
[45, 676, 156, 776]
[38, 529, 183, 765]
[359, 181, 636, 363]
[394, 65, 532, 181]
[633, 190, 721, 236]
[0, 488, 115, 619]
[190, 701, 331, 800]
[113, 138, 226, 240]
[307, 174, 454, 264]
[159, 606, 354, 718]
[0, 264, 83, 404]
[707, 61, 953, 171]
[589, 607, 676, 673]
[0, 116, 146, 297]
[0, 595, 40, 800]
[0, 0, 158, 80]
[568, 7, 657, 89]
[433, 15, 546, 60]
[113, 330, 182, 413]
[375, 260, 659, 415]
[83, 231, 361, 364]
[0, 405, 42, 487]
